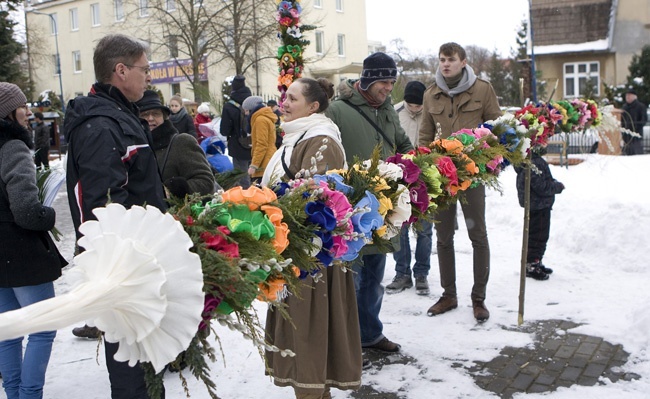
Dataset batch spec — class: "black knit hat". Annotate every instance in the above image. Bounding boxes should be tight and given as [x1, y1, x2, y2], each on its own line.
[626, 87, 637, 95]
[136, 90, 170, 115]
[232, 75, 246, 92]
[360, 52, 398, 91]
[403, 81, 426, 105]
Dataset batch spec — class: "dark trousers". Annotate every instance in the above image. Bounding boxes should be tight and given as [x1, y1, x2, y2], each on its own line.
[34, 146, 49, 168]
[105, 341, 164, 399]
[527, 207, 551, 263]
[434, 185, 490, 301]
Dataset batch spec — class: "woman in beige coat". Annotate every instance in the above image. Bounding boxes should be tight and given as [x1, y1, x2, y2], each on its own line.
[263, 78, 361, 399]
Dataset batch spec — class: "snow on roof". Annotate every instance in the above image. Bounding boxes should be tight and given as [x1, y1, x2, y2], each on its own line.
[533, 39, 609, 55]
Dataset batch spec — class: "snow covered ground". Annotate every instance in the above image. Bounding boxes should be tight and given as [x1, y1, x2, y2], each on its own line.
[2, 153, 649, 399]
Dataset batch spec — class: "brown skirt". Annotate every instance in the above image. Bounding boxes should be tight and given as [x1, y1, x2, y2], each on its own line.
[265, 264, 362, 395]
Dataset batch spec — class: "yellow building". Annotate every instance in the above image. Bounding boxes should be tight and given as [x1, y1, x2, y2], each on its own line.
[25, 0, 370, 107]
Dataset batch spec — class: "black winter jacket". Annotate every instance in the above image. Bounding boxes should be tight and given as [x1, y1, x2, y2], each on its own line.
[621, 99, 647, 136]
[515, 153, 564, 210]
[64, 83, 166, 238]
[33, 121, 51, 149]
[0, 120, 66, 287]
[220, 87, 252, 160]
[169, 107, 197, 138]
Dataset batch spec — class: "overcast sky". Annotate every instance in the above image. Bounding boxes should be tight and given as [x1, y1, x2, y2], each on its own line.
[366, 0, 530, 57]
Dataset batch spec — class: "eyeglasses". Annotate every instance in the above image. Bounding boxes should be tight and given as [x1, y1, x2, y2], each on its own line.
[140, 110, 164, 119]
[124, 64, 151, 75]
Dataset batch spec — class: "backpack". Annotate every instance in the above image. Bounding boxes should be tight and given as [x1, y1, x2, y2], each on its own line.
[228, 100, 252, 149]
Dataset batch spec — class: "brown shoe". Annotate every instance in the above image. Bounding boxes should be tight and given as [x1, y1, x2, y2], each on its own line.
[473, 300, 490, 322]
[427, 295, 458, 316]
[362, 337, 401, 353]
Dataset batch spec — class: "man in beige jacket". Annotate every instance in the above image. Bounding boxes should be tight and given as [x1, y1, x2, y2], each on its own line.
[418, 42, 502, 322]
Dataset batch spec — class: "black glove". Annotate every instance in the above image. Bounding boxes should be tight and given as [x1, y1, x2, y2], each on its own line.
[164, 177, 192, 199]
[556, 181, 565, 193]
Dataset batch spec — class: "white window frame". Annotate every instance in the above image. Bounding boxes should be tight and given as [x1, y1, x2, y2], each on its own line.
[73, 50, 82, 73]
[139, 0, 149, 17]
[563, 61, 600, 98]
[315, 30, 324, 55]
[70, 8, 79, 31]
[114, 0, 124, 21]
[91, 3, 101, 27]
[337, 34, 345, 57]
[166, 0, 176, 11]
[314, 0, 322, 8]
[49, 13, 58, 35]
[336, 0, 343, 12]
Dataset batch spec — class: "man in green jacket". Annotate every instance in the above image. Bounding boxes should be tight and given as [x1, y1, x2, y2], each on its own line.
[326, 52, 413, 354]
[418, 42, 502, 323]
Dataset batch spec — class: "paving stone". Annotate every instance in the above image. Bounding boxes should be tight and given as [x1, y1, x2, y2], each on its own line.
[535, 371, 558, 385]
[583, 363, 607, 378]
[567, 354, 590, 368]
[543, 339, 562, 351]
[546, 359, 567, 372]
[511, 373, 535, 390]
[578, 376, 600, 386]
[559, 366, 583, 382]
[566, 334, 586, 346]
[486, 378, 509, 394]
[486, 355, 509, 369]
[528, 383, 551, 393]
[576, 342, 600, 356]
[585, 335, 603, 344]
[555, 345, 578, 359]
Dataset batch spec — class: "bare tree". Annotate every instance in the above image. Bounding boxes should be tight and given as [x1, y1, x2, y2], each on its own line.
[129, 0, 278, 102]
[465, 45, 491, 77]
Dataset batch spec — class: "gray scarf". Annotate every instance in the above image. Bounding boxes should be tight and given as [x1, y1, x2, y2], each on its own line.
[435, 65, 477, 98]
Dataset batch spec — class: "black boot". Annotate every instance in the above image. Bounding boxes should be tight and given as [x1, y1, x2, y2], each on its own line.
[526, 261, 549, 281]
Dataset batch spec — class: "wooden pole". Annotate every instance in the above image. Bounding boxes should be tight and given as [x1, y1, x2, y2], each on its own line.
[518, 159, 531, 326]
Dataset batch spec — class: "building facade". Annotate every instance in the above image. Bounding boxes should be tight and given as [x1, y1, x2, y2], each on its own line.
[25, 0, 369, 109]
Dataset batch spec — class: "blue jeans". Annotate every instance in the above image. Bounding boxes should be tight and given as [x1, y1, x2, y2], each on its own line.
[351, 253, 386, 346]
[0, 282, 56, 399]
[232, 158, 251, 188]
[392, 221, 433, 278]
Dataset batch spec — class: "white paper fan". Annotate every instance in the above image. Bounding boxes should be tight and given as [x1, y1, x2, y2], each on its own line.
[0, 204, 204, 372]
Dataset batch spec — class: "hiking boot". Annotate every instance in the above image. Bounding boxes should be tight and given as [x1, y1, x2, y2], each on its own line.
[427, 295, 458, 316]
[415, 276, 430, 296]
[539, 261, 553, 274]
[72, 325, 102, 339]
[386, 275, 413, 292]
[526, 262, 550, 281]
[362, 337, 401, 353]
[472, 300, 490, 322]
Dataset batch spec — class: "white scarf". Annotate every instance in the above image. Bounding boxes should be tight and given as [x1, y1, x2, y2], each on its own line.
[435, 65, 478, 97]
[261, 113, 346, 186]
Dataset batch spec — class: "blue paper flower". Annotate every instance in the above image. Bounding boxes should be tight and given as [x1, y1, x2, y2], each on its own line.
[305, 201, 337, 231]
[313, 173, 352, 195]
[350, 191, 383, 236]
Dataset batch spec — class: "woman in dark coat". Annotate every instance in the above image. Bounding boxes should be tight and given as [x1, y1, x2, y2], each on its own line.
[137, 90, 215, 198]
[168, 95, 197, 138]
[0, 82, 67, 399]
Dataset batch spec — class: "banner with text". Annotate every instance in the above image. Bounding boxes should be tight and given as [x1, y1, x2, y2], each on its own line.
[150, 58, 208, 84]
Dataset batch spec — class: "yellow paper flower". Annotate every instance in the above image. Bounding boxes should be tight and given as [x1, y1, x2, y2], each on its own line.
[377, 194, 393, 217]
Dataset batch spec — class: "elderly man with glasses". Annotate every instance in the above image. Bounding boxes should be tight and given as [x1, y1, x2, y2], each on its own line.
[63, 34, 167, 399]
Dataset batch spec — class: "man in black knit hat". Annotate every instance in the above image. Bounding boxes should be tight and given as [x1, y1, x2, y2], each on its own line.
[327, 52, 413, 355]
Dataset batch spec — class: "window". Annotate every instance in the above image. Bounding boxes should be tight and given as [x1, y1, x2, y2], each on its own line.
[52, 54, 61, 75]
[166, 0, 176, 11]
[169, 35, 179, 58]
[315, 31, 324, 54]
[50, 13, 58, 35]
[73, 51, 82, 72]
[314, 0, 322, 8]
[114, 0, 124, 21]
[337, 34, 345, 57]
[70, 8, 78, 30]
[91, 3, 101, 26]
[336, 0, 343, 12]
[563, 61, 600, 98]
[139, 0, 149, 17]
[171, 83, 180, 97]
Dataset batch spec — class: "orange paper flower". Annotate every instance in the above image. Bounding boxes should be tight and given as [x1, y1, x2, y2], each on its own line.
[261, 204, 290, 254]
[435, 138, 464, 155]
[449, 179, 472, 195]
[222, 186, 277, 211]
[257, 278, 286, 302]
[462, 155, 479, 174]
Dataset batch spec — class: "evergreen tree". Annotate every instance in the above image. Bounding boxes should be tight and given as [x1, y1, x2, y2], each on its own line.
[486, 51, 511, 106]
[625, 44, 650, 105]
[0, 9, 28, 92]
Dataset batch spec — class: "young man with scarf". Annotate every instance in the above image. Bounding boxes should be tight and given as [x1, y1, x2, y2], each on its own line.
[327, 52, 413, 355]
[418, 42, 502, 323]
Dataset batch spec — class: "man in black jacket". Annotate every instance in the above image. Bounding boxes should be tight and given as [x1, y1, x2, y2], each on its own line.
[32, 112, 50, 168]
[220, 75, 252, 188]
[63, 34, 166, 399]
[621, 88, 647, 155]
